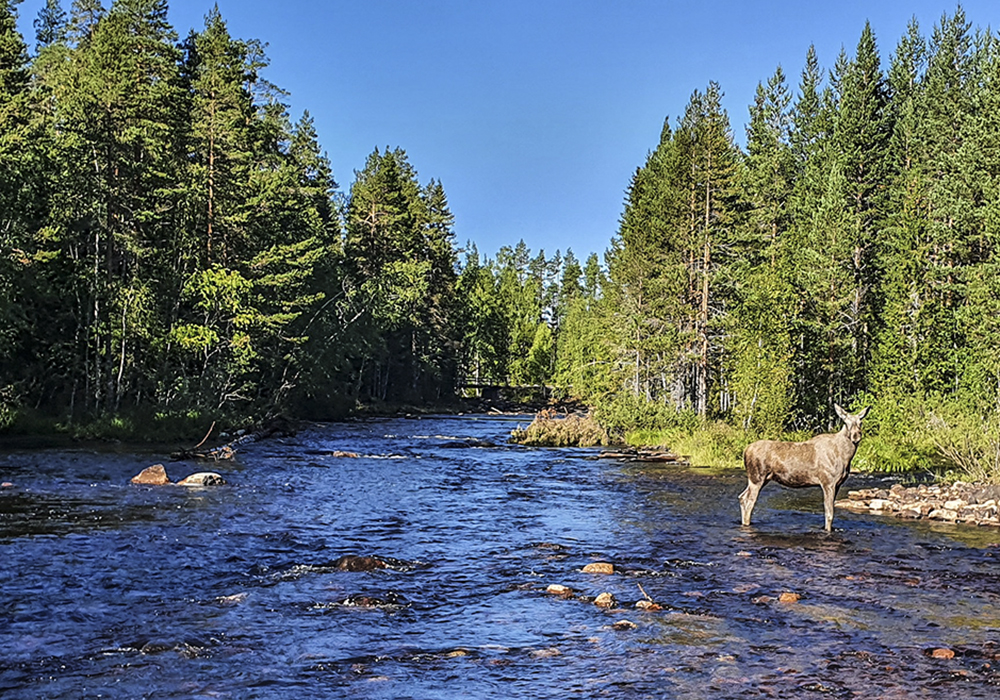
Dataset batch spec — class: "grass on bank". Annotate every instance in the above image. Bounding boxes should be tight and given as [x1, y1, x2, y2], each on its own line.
[510, 410, 611, 447]
[586, 392, 1000, 484]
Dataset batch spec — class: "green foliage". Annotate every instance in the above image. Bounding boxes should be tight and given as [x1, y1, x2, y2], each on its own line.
[0, 1, 464, 431]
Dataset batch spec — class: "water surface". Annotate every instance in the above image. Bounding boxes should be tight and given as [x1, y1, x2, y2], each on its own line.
[2, 415, 999, 698]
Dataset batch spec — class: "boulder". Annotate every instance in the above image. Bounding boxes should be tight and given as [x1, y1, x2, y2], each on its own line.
[176, 472, 226, 486]
[582, 562, 615, 574]
[778, 592, 801, 604]
[546, 584, 574, 597]
[593, 592, 617, 608]
[131, 464, 171, 485]
[930, 648, 956, 660]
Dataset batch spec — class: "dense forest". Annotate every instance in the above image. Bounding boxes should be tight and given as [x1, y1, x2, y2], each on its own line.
[1, 1, 999, 471]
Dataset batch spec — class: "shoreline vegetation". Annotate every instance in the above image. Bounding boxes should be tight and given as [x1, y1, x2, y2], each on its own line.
[2, 5, 1000, 487]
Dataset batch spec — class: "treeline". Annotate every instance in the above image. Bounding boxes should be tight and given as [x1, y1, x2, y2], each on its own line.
[4, 0, 999, 459]
[550, 8, 1000, 448]
[0, 0, 471, 429]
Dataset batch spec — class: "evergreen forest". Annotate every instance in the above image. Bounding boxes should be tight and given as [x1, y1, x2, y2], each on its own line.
[2, 1, 999, 473]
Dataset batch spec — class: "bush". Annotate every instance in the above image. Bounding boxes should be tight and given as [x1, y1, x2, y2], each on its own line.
[626, 419, 751, 469]
[926, 408, 1000, 484]
[510, 409, 610, 447]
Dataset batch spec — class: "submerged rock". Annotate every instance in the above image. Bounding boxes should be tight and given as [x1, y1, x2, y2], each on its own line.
[131, 464, 171, 485]
[176, 472, 226, 486]
[338, 591, 406, 609]
[333, 555, 388, 571]
[331, 554, 417, 571]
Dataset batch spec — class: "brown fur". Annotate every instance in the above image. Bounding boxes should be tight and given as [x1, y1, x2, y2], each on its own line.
[739, 404, 869, 532]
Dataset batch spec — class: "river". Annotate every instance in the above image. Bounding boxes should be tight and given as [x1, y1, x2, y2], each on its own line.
[2, 415, 999, 698]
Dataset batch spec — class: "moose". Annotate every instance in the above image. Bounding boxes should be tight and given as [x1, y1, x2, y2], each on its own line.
[739, 404, 870, 532]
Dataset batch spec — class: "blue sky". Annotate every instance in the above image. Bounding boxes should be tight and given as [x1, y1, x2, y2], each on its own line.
[14, 1, 1000, 261]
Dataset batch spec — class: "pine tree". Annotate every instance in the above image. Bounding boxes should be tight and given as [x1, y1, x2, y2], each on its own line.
[871, 17, 932, 402]
[0, 0, 30, 414]
[678, 82, 740, 416]
[34, 0, 67, 51]
[834, 21, 892, 399]
[67, 0, 103, 45]
[726, 66, 795, 433]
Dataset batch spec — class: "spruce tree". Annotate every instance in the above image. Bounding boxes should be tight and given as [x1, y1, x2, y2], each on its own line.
[727, 66, 795, 433]
[34, 0, 67, 51]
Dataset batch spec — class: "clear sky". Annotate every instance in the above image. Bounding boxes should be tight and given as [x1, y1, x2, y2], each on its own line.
[13, 1, 1000, 261]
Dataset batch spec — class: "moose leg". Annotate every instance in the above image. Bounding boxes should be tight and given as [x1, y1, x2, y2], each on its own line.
[739, 480, 763, 526]
[821, 483, 838, 532]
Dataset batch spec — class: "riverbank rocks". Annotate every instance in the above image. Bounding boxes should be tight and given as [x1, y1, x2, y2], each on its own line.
[836, 481, 1000, 526]
[131, 464, 170, 485]
[582, 562, 615, 574]
[130, 465, 226, 486]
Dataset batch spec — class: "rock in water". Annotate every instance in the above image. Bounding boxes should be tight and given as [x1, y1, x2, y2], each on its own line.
[582, 562, 615, 574]
[333, 555, 388, 571]
[176, 472, 226, 486]
[930, 648, 956, 659]
[593, 592, 617, 608]
[131, 464, 171, 485]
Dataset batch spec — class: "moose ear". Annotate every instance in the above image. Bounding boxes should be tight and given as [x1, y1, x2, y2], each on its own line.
[834, 404, 848, 421]
[858, 406, 870, 419]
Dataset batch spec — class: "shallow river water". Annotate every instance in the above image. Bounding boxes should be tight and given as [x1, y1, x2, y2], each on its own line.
[2, 415, 1000, 699]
